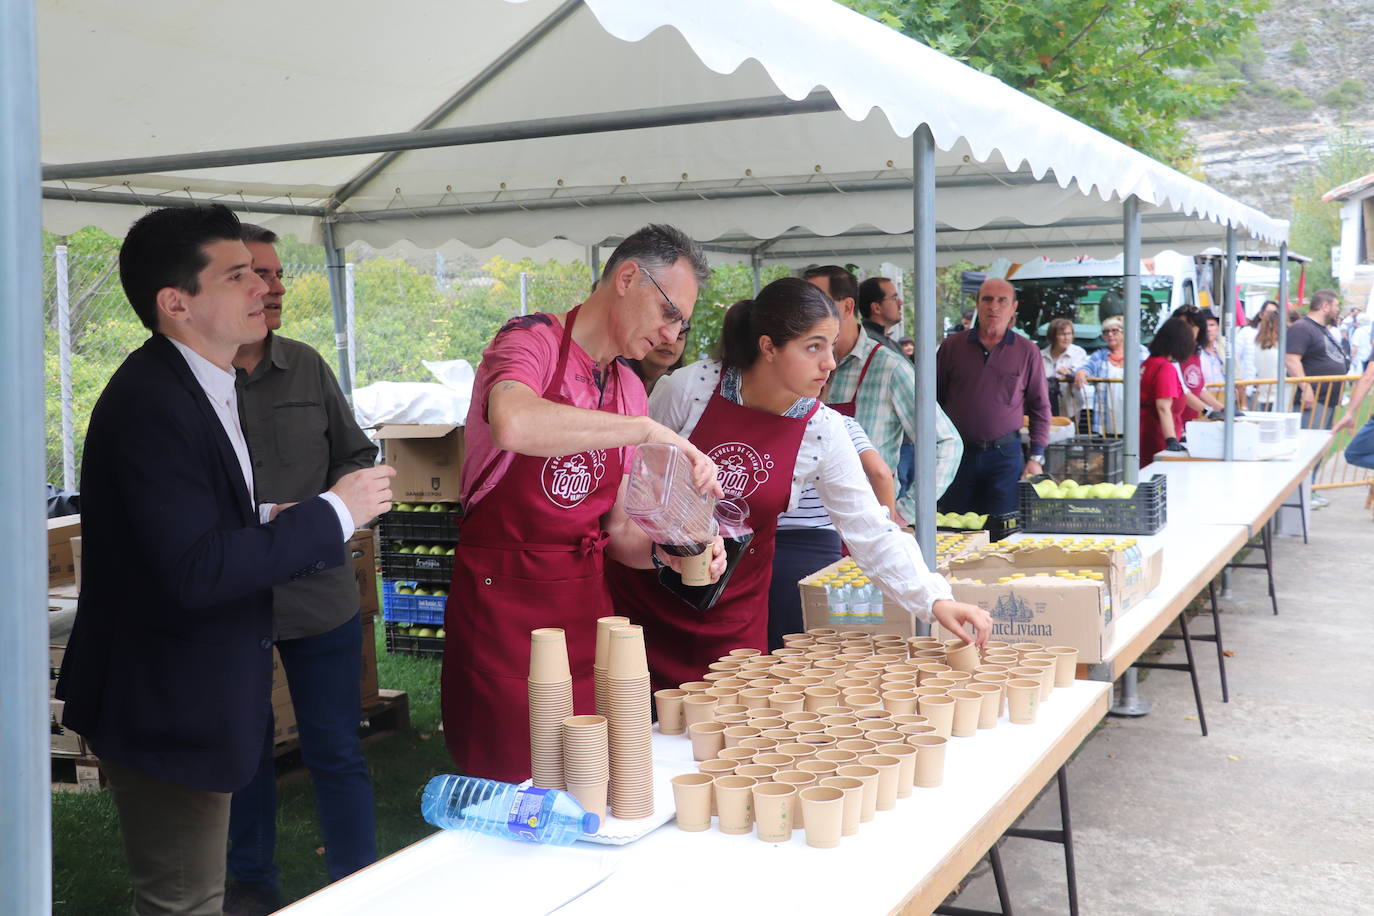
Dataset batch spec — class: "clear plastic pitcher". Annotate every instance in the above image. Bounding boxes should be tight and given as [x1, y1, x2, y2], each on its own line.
[624, 443, 718, 555]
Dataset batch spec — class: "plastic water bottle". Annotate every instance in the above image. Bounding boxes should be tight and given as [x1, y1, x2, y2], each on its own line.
[848, 577, 871, 625]
[826, 579, 850, 626]
[860, 578, 884, 623]
[420, 775, 600, 846]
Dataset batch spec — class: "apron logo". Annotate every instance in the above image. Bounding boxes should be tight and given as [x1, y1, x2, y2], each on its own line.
[709, 442, 773, 500]
[542, 451, 607, 509]
[1183, 363, 1202, 390]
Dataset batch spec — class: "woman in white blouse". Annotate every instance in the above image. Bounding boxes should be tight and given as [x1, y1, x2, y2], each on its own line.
[606, 278, 989, 689]
[1040, 317, 1088, 421]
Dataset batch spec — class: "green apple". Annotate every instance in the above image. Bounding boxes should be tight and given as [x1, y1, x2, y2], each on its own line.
[935, 512, 946, 526]
[444, 547, 456, 556]
[1090, 483, 1116, 499]
[961, 511, 980, 529]
[977, 514, 989, 528]
[1115, 484, 1137, 499]
[429, 545, 446, 556]
[413, 587, 430, 596]
[429, 503, 447, 513]
[432, 588, 448, 597]
[396, 585, 414, 595]
[1032, 480, 1057, 498]
[435, 628, 446, 638]
[1060, 479, 1079, 490]
[945, 516, 965, 529]
[397, 545, 412, 555]
[416, 627, 435, 637]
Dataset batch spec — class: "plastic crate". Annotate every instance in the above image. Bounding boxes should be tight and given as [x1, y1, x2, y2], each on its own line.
[376, 507, 461, 547]
[380, 550, 454, 584]
[384, 621, 445, 658]
[1018, 474, 1167, 535]
[382, 580, 448, 626]
[988, 511, 1020, 542]
[1044, 436, 1124, 484]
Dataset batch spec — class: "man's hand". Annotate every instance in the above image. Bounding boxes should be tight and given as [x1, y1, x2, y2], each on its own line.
[268, 502, 299, 522]
[1333, 412, 1357, 434]
[1023, 459, 1044, 479]
[931, 599, 991, 647]
[662, 536, 727, 583]
[1301, 385, 1316, 409]
[643, 422, 723, 499]
[330, 465, 397, 528]
[1073, 370, 1088, 390]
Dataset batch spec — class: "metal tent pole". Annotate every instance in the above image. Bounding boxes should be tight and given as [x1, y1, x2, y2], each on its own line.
[1277, 242, 1290, 408]
[1113, 196, 1151, 717]
[751, 254, 762, 297]
[519, 271, 529, 316]
[56, 242, 76, 491]
[344, 262, 358, 394]
[0, 0, 53, 910]
[1224, 224, 1238, 461]
[321, 221, 353, 398]
[1122, 197, 1141, 482]
[912, 125, 937, 641]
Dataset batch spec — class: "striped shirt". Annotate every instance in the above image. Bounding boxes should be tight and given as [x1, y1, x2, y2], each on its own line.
[777, 416, 874, 531]
[827, 329, 962, 521]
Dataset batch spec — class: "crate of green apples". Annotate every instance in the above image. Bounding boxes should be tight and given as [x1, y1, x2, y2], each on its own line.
[1018, 474, 1167, 535]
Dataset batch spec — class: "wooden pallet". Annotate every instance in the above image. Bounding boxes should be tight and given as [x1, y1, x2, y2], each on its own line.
[51, 753, 104, 793]
[271, 689, 410, 778]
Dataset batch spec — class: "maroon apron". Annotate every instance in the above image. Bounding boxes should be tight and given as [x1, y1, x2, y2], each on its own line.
[442, 306, 627, 782]
[829, 344, 879, 418]
[607, 381, 818, 691]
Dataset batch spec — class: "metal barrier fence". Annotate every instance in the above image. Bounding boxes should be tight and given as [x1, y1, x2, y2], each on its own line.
[42, 243, 593, 490]
[1053, 372, 1371, 490]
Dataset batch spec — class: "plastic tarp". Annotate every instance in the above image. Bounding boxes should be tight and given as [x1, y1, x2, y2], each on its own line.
[37, 0, 1285, 259]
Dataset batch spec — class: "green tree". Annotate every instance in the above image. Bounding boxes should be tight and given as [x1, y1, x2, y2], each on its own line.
[683, 262, 793, 362]
[1289, 125, 1374, 292]
[840, 0, 1265, 164]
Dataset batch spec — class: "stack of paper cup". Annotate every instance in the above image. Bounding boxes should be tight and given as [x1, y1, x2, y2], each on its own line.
[594, 616, 631, 718]
[606, 625, 654, 818]
[529, 628, 574, 789]
[562, 715, 609, 819]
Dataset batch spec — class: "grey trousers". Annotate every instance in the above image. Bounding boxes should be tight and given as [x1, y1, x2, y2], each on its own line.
[102, 757, 232, 916]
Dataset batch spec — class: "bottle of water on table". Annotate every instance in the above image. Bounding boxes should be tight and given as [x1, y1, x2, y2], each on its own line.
[420, 775, 600, 846]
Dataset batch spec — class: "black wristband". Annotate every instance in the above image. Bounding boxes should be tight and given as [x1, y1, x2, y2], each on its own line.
[649, 543, 666, 569]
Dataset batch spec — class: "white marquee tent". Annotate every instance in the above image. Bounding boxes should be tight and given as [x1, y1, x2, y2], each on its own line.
[4, 1, 1291, 909]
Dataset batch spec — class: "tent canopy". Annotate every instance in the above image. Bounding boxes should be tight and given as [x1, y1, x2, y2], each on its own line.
[38, 0, 1285, 259]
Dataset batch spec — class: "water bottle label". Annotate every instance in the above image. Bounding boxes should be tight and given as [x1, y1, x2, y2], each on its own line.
[507, 786, 550, 841]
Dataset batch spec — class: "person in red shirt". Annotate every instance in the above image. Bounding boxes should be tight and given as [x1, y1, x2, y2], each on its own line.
[1170, 305, 1225, 423]
[441, 225, 725, 782]
[1140, 317, 1197, 465]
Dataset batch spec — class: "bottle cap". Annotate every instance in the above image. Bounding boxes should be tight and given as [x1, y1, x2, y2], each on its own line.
[582, 813, 601, 834]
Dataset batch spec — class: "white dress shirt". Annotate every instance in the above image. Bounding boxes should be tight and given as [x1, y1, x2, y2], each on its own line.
[169, 338, 352, 541]
[650, 359, 953, 621]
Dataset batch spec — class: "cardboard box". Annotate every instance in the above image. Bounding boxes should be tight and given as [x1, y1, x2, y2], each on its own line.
[948, 544, 1162, 621]
[799, 559, 916, 638]
[50, 699, 86, 756]
[69, 536, 83, 591]
[1185, 419, 1294, 461]
[360, 614, 380, 703]
[375, 425, 466, 502]
[942, 576, 1114, 663]
[48, 515, 81, 586]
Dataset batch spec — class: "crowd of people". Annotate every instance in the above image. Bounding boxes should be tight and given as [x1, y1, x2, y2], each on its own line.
[57, 206, 1367, 915]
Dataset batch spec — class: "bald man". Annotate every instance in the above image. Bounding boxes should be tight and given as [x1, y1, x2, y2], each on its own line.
[935, 278, 1051, 516]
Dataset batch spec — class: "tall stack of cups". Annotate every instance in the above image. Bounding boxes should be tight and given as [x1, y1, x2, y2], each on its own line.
[562, 715, 609, 819]
[605, 625, 654, 818]
[594, 616, 631, 719]
[528, 628, 574, 789]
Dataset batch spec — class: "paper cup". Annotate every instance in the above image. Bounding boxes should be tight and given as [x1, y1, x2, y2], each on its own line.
[679, 681, 713, 694]
[858, 754, 901, 811]
[529, 628, 572, 683]
[713, 774, 757, 835]
[876, 743, 919, 797]
[965, 682, 1003, 729]
[945, 641, 980, 673]
[688, 721, 727, 761]
[565, 780, 608, 820]
[909, 734, 948, 788]
[772, 771, 816, 828]
[734, 763, 776, 784]
[948, 689, 983, 738]
[881, 690, 918, 716]
[1005, 678, 1041, 724]
[836, 764, 880, 822]
[594, 617, 631, 670]
[917, 694, 955, 739]
[671, 773, 714, 832]
[653, 689, 688, 735]
[797, 759, 840, 778]
[819, 776, 864, 837]
[1020, 658, 1056, 700]
[1046, 646, 1079, 688]
[682, 694, 719, 729]
[752, 783, 797, 842]
[739, 737, 779, 752]
[718, 746, 757, 763]
[606, 625, 649, 679]
[799, 786, 845, 849]
[836, 737, 877, 755]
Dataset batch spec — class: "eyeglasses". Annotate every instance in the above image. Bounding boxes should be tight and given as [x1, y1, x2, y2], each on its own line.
[254, 268, 295, 282]
[1103, 328, 1123, 335]
[639, 266, 691, 334]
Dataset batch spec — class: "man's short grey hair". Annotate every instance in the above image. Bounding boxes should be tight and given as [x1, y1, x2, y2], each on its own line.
[602, 224, 709, 286]
[240, 222, 279, 245]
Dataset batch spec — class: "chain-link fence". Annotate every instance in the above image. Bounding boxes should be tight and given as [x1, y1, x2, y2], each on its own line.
[41, 240, 600, 490]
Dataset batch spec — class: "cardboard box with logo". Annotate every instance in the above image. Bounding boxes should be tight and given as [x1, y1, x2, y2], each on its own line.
[359, 614, 379, 703]
[940, 576, 1114, 662]
[947, 543, 1162, 621]
[798, 560, 916, 638]
[374, 424, 466, 503]
[349, 528, 379, 616]
[48, 515, 81, 586]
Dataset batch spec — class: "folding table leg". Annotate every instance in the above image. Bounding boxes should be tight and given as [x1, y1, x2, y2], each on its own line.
[933, 845, 1013, 916]
[1208, 579, 1230, 703]
[1263, 522, 1279, 616]
[1135, 611, 1209, 737]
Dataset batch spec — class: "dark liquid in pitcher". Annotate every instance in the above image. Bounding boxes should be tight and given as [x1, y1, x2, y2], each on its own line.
[658, 542, 708, 558]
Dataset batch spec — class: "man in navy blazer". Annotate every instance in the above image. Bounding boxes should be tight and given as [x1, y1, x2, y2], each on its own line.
[57, 204, 394, 916]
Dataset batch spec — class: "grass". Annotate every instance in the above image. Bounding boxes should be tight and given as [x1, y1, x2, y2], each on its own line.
[52, 623, 450, 914]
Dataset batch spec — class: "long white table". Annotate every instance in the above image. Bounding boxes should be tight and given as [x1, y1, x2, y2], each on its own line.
[280, 682, 1111, 916]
